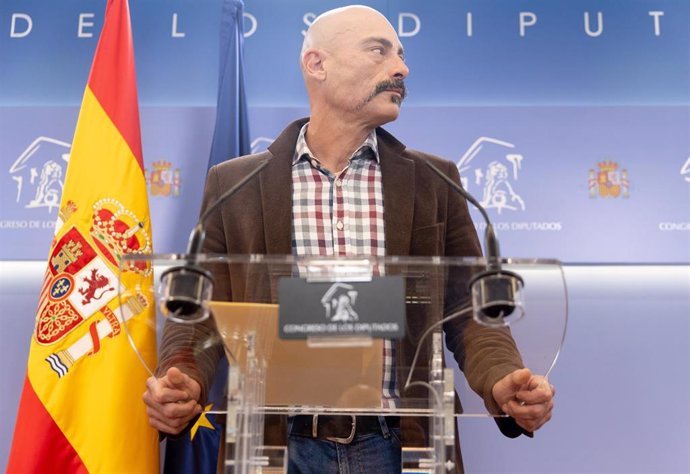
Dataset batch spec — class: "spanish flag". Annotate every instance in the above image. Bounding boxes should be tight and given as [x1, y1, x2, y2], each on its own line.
[7, 0, 158, 472]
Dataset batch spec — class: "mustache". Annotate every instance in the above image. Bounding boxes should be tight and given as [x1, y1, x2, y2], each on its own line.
[373, 79, 407, 101]
[355, 80, 408, 111]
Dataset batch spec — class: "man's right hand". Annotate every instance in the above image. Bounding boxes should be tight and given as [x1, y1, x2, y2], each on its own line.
[143, 367, 203, 434]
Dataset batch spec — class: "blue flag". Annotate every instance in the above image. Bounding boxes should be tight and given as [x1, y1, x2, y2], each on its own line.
[163, 359, 228, 474]
[208, 0, 251, 170]
[164, 1, 249, 472]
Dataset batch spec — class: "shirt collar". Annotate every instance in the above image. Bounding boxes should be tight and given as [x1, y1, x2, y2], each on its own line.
[293, 122, 380, 166]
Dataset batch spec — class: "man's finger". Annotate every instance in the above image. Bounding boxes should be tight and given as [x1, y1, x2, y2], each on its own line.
[504, 399, 553, 423]
[160, 400, 202, 420]
[148, 418, 179, 435]
[145, 377, 191, 404]
[515, 386, 553, 405]
[158, 387, 191, 404]
[144, 398, 203, 432]
[511, 368, 532, 387]
[517, 405, 553, 432]
[163, 367, 201, 400]
[147, 411, 191, 435]
[143, 389, 201, 419]
[524, 375, 550, 391]
[163, 367, 190, 388]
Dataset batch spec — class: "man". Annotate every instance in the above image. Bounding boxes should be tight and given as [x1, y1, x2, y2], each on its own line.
[144, 5, 554, 473]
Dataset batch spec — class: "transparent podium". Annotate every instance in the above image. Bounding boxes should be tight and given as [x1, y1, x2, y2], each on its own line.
[120, 254, 567, 473]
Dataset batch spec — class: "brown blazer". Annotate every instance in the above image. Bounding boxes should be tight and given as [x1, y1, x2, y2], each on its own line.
[157, 118, 525, 471]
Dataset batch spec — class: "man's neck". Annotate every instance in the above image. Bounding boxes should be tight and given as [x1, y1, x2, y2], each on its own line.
[305, 116, 375, 174]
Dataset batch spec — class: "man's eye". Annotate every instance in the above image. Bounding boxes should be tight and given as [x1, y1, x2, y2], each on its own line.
[371, 47, 385, 55]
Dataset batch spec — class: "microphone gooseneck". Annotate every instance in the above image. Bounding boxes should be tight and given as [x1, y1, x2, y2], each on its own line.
[425, 160, 524, 326]
[159, 159, 270, 323]
[188, 159, 271, 256]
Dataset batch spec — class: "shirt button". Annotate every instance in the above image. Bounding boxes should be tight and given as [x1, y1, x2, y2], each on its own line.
[335, 179, 343, 187]
[336, 221, 344, 231]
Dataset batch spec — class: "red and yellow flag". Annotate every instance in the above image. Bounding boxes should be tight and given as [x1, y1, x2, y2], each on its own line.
[7, 0, 158, 472]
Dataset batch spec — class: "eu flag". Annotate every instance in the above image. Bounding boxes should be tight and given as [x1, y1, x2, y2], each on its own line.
[208, 0, 251, 169]
[163, 359, 228, 474]
[164, 1, 249, 472]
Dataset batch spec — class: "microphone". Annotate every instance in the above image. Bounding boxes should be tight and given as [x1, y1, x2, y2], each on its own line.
[425, 161, 525, 327]
[159, 159, 270, 324]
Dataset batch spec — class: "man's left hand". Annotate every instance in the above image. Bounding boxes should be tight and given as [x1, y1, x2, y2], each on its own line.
[491, 367, 555, 433]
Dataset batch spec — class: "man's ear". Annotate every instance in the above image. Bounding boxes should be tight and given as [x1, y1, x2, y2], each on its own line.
[302, 49, 327, 81]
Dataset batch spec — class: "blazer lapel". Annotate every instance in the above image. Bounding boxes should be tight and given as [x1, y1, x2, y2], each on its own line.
[260, 119, 308, 254]
[378, 129, 415, 256]
[260, 154, 292, 254]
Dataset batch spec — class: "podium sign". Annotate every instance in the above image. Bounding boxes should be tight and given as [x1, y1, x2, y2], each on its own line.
[278, 277, 405, 339]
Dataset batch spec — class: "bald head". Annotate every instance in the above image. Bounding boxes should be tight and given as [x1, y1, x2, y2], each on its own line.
[301, 6, 398, 63]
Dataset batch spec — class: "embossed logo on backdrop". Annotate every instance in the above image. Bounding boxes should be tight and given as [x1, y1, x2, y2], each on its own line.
[8, 136, 71, 213]
[251, 136, 274, 154]
[680, 157, 690, 183]
[588, 160, 630, 198]
[145, 160, 181, 197]
[456, 137, 526, 214]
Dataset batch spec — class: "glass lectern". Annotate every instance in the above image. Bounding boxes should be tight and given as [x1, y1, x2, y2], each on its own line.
[119, 254, 566, 474]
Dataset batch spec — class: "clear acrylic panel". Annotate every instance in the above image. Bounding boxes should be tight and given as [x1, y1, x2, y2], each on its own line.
[119, 254, 566, 473]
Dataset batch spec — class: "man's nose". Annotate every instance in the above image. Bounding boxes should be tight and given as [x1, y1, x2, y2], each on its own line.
[391, 55, 409, 80]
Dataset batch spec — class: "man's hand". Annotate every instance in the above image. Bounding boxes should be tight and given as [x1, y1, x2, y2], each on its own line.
[143, 367, 203, 434]
[492, 367, 555, 433]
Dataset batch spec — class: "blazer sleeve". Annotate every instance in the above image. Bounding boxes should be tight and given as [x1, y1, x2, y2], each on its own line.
[155, 165, 227, 405]
[440, 160, 528, 438]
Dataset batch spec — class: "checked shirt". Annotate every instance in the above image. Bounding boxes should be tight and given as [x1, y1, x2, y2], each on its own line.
[291, 123, 399, 408]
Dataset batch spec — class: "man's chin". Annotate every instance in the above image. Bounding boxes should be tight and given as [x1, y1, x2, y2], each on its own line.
[384, 102, 403, 119]
[370, 109, 401, 127]
[355, 99, 403, 127]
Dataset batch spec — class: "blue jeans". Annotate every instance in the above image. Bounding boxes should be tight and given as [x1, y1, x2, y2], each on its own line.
[287, 418, 402, 474]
